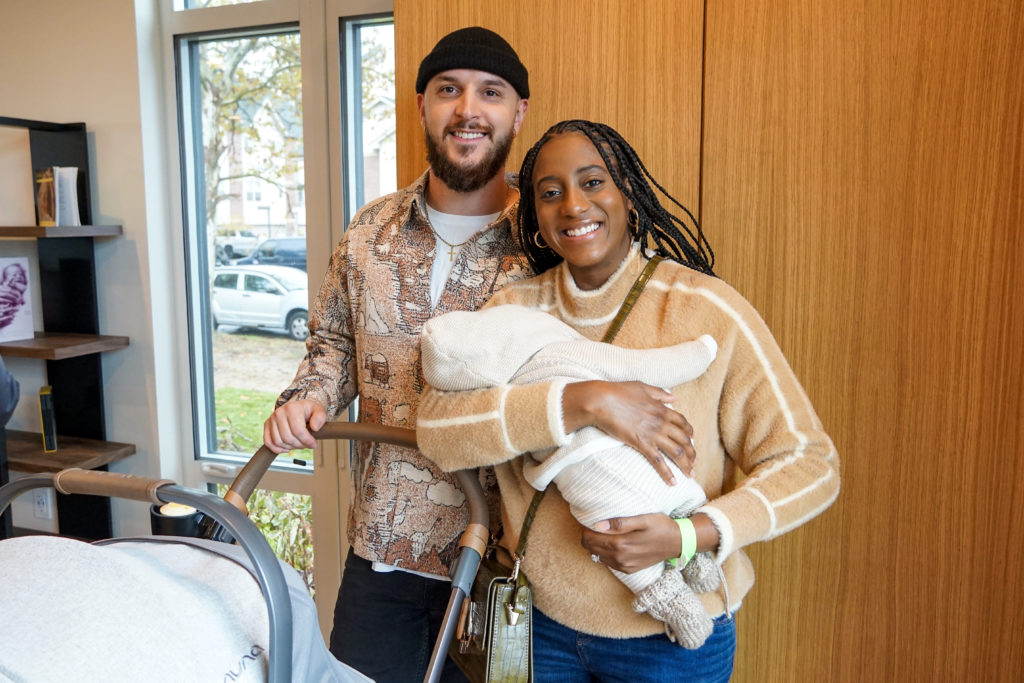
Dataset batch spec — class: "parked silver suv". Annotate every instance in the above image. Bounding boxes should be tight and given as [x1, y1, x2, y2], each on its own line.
[211, 265, 309, 340]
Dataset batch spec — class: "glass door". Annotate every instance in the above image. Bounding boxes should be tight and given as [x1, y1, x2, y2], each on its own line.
[165, 0, 394, 631]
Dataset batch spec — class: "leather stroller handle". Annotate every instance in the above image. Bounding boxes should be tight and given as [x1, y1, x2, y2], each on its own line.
[52, 468, 177, 503]
[221, 421, 487, 553]
[454, 470, 489, 556]
[222, 421, 418, 514]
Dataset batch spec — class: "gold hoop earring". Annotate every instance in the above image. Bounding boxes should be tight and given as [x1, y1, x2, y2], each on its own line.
[628, 208, 640, 234]
[531, 231, 548, 250]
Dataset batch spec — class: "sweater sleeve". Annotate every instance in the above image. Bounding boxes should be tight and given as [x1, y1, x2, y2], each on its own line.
[417, 380, 572, 471]
[275, 233, 358, 416]
[694, 284, 840, 562]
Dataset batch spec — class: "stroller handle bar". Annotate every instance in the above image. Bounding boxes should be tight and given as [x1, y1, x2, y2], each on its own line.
[218, 421, 490, 558]
[221, 422, 418, 514]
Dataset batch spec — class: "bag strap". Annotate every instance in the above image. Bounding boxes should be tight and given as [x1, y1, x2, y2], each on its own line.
[600, 255, 663, 344]
[513, 253, 664, 560]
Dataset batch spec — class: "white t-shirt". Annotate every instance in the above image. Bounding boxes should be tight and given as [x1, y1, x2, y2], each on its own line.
[425, 204, 499, 307]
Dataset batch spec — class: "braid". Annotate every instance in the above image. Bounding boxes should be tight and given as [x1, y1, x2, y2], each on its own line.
[516, 130, 564, 273]
[517, 119, 715, 276]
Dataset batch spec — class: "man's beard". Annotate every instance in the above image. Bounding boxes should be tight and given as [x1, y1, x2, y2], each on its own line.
[425, 126, 514, 193]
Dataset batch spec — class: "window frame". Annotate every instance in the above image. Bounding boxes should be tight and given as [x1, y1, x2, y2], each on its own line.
[158, 0, 394, 636]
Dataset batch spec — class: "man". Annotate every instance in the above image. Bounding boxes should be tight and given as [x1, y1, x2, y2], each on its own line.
[263, 27, 531, 682]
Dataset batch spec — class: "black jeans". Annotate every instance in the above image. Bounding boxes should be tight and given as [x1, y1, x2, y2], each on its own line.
[329, 548, 469, 683]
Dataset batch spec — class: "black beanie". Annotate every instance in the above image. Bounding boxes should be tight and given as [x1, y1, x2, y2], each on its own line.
[415, 27, 529, 99]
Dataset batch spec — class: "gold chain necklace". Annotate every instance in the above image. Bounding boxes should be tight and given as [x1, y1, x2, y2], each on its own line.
[431, 227, 470, 262]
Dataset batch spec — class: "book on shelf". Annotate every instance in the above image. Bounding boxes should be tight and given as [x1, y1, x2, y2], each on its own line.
[33, 166, 81, 227]
[39, 385, 58, 453]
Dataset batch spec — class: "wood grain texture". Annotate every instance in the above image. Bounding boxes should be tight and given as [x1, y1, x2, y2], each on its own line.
[5, 429, 136, 474]
[0, 333, 129, 360]
[394, 0, 703, 213]
[395, 0, 1024, 680]
[703, 0, 1024, 681]
[0, 225, 123, 237]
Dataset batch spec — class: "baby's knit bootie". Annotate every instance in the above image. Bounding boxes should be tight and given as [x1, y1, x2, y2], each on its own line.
[632, 569, 714, 649]
[681, 551, 721, 594]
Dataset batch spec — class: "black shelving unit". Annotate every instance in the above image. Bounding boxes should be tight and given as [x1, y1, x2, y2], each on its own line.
[0, 116, 134, 540]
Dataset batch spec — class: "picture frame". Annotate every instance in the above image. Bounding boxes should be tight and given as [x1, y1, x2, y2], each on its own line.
[0, 257, 33, 342]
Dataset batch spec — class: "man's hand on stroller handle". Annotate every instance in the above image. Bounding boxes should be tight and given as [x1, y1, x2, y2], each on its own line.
[264, 399, 327, 453]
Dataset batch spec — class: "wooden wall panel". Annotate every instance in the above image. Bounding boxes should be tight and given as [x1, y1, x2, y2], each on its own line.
[394, 0, 703, 214]
[395, 1, 1023, 680]
[703, 1, 1024, 681]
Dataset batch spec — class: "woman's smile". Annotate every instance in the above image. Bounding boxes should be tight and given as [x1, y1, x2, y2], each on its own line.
[563, 220, 602, 238]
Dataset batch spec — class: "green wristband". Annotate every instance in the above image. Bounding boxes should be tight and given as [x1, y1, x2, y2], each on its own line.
[668, 517, 698, 569]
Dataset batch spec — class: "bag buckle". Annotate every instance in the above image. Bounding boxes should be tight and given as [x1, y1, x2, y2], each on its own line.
[507, 553, 521, 584]
[503, 553, 526, 626]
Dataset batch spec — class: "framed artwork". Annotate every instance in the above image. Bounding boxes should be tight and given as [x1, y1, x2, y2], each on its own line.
[0, 257, 33, 342]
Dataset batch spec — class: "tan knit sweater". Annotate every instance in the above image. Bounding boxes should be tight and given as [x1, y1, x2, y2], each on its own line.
[418, 246, 840, 637]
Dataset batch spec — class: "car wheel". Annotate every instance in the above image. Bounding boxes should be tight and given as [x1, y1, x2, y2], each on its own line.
[287, 311, 309, 341]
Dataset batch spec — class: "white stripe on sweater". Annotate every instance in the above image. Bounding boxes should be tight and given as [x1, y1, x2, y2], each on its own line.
[498, 385, 515, 454]
[553, 299, 620, 331]
[655, 279, 808, 444]
[745, 487, 778, 535]
[500, 281, 600, 326]
[417, 411, 502, 429]
[772, 461, 838, 508]
[773, 476, 840, 536]
[650, 279, 829, 521]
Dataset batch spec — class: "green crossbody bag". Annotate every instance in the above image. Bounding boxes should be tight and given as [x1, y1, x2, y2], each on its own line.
[449, 255, 663, 683]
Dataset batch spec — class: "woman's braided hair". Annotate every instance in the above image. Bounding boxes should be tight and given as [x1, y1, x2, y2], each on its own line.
[516, 119, 715, 276]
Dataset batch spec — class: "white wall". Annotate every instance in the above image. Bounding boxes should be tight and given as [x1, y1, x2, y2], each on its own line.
[0, 0, 181, 535]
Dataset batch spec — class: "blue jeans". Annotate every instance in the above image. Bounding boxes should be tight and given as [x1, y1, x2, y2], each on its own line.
[329, 549, 468, 683]
[532, 607, 736, 683]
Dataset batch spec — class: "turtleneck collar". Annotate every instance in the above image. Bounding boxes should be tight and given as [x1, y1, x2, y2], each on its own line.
[550, 243, 652, 339]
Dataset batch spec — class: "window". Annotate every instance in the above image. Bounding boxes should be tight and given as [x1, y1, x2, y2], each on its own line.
[343, 18, 397, 220]
[177, 26, 308, 461]
[245, 274, 278, 294]
[245, 180, 262, 202]
[164, 0, 393, 615]
[213, 272, 238, 289]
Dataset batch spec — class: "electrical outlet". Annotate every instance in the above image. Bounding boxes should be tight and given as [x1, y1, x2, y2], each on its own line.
[33, 490, 53, 520]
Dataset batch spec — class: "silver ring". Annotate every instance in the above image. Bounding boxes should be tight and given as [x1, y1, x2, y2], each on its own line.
[590, 553, 601, 563]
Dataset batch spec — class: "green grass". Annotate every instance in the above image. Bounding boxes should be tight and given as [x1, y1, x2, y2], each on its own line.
[214, 386, 313, 462]
[214, 386, 316, 593]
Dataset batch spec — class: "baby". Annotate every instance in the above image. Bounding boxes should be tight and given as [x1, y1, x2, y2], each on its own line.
[421, 304, 722, 648]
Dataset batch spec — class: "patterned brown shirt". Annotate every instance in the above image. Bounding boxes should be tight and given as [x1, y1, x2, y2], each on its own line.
[278, 171, 532, 574]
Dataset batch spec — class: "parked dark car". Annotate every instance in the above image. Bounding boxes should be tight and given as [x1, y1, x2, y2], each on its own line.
[236, 237, 307, 271]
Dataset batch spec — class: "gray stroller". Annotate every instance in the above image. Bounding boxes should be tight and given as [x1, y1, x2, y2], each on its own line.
[0, 422, 485, 683]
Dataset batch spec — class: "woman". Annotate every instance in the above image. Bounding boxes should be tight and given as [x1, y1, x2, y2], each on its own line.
[417, 120, 839, 681]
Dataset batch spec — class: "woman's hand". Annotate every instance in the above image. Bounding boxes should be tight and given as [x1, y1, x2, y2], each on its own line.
[263, 399, 327, 453]
[562, 380, 695, 484]
[581, 512, 721, 573]
[580, 512, 682, 574]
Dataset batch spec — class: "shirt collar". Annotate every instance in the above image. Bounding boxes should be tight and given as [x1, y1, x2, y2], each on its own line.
[408, 170, 521, 231]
